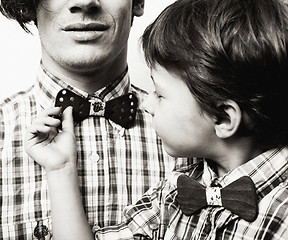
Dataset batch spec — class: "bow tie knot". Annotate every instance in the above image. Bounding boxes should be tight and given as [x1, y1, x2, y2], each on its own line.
[55, 89, 138, 129]
[177, 175, 258, 222]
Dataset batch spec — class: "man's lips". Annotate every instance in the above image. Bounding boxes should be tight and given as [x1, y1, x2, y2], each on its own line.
[63, 22, 109, 31]
[62, 22, 110, 41]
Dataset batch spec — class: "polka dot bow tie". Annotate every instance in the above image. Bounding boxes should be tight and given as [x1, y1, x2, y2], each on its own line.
[55, 89, 138, 129]
[177, 175, 258, 222]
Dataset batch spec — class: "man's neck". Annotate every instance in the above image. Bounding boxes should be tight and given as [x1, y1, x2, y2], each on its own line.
[41, 49, 128, 95]
[42, 63, 127, 95]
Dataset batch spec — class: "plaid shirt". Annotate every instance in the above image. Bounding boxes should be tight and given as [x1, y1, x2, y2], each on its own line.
[95, 147, 288, 240]
[0, 65, 192, 239]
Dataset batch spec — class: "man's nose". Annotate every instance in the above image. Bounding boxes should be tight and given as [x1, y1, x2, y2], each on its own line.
[69, 0, 101, 13]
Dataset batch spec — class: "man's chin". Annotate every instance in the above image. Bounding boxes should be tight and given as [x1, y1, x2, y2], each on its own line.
[60, 58, 105, 72]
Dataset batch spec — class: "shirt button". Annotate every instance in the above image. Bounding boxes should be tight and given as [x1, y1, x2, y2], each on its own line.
[91, 153, 100, 162]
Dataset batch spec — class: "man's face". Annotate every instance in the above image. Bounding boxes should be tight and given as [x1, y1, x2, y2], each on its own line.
[37, 0, 143, 74]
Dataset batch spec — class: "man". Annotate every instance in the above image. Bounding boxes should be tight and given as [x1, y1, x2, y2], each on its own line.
[25, 0, 288, 239]
[0, 0, 191, 239]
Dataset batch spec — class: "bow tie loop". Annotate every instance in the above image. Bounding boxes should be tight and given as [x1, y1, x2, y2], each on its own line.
[55, 89, 138, 129]
[177, 175, 258, 222]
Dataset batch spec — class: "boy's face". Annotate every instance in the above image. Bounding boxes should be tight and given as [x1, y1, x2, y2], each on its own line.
[143, 64, 217, 158]
[36, 0, 143, 74]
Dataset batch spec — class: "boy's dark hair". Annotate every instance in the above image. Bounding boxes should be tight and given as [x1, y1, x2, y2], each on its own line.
[142, 0, 288, 149]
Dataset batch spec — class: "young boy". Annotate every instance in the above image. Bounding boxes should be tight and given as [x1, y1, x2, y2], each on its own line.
[25, 0, 288, 239]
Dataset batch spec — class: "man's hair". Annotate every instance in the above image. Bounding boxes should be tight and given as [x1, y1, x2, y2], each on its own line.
[0, 0, 139, 32]
[0, 0, 39, 32]
[142, 0, 288, 149]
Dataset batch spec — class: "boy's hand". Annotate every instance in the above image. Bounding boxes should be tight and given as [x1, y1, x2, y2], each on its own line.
[25, 106, 76, 172]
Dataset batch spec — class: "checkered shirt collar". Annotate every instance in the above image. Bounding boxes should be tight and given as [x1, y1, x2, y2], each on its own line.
[34, 64, 131, 110]
[202, 146, 288, 201]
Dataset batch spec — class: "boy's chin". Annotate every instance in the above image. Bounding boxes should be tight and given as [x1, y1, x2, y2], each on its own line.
[163, 146, 182, 158]
[163, 144, 196, 159]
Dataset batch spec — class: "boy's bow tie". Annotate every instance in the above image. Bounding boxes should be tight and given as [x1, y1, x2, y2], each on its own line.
[177, 175, 258, 222]
[55, 89, 138, 129]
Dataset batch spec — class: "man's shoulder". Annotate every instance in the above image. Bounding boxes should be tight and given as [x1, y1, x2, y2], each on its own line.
[0, 86, 36, 129]
[0, 86, 35, 110]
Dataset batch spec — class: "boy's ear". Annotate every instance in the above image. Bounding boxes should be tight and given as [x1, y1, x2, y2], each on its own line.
[214, 100, 242, 139]
[132, 0, 145, 17]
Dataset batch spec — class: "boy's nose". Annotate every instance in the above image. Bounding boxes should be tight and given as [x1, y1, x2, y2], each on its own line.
[142, 94, 154, 116]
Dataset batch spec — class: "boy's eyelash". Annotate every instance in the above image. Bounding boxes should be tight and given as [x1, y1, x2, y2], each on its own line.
[153, 91, 162, 98]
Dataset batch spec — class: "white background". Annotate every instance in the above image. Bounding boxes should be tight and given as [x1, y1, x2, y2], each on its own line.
[0, 0, 175, 101]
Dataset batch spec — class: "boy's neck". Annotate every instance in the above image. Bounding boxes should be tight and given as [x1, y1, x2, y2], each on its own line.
[213, 138, 266, 177]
